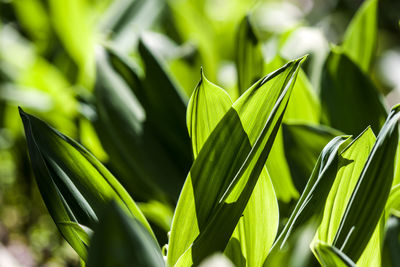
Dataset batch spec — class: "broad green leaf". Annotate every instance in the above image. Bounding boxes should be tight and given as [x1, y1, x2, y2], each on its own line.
[186, 70, 278, 266]
[282, 123, 341, 192]
[138, 36, 192, 173]
[313, 241, 356, 267]
[266, 136, 352, 265]
[87, 202, 164, 267]
[19, 108, 153, 260]
[168, 56, 306, 266]
[320, 49, 387, 135]
[332, 104, 400, 262]
[94, 47, 186, 202]
[236, 14, 263, 95]
[342, 0, 378, 73]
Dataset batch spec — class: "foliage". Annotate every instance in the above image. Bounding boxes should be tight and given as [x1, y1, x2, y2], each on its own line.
[1, 0, 400, 266]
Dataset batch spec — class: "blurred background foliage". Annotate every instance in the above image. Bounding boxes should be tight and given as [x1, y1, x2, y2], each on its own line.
[0, 0, 399, 265]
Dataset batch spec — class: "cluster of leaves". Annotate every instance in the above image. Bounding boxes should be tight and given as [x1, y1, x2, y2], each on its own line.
[1, 0, 400, 266]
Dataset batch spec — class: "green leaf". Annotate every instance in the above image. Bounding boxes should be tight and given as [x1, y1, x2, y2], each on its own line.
[387, 184, 400, 218]
[313, 241, 356, 267]
[87, 202, 164, 267]
[138, 201, 174, 233]
[19, 108, 153, 260]
[342, 0, 378, 73]
[168, 56, 306, 266]
[100, 0, 165, 52]
[266, 135, 352, 265]
[58, 221, 93, 246]
[264, 56, 321, 202]
[282, 123, 342, 193]
[320, 49, 387, 135]
[236, 14, 264, 95]
[332, 104, 400, 262]
[186, 69, 233, 157]
[312, 127, 383, 266]
[138, 36, 192, 174]
[316, 127, 376, 244]
[94, 47, 186, 202]
[186, 70, 278, 266]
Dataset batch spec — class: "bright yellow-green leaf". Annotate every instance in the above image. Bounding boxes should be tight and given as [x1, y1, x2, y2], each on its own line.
[168, 56, 305, 266]
[332, 104, 400, 262]
[313, 241, 355, 267]
[315, 127, 376, 244]
[186, 69, 278, 266]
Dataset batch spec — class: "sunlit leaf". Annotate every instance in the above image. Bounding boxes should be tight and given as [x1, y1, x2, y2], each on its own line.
[186, 70, 278, 266]
[266, 135, 351, 265]
[313, 241, 355, 267]
[168, 56, 306, 266]
[332, 104, 400, 262]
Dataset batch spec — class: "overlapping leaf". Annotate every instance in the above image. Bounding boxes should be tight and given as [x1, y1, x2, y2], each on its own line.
[168, 56, 306, 266]
[19, 108, 153, 260]
[266, 135, 351, 265]
[186, 70, 278, 266]
[332, 105, 400, 262]
[94, 47, 186, 202]
[313, 241, 355, 267]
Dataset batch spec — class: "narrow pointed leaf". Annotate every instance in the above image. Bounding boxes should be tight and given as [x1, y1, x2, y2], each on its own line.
[313, 241, 356, 267]
[320, 49, 387, 135]
[19, 108, 153, 260]
[236, 14, 264, 95]
[332, 105, 400, 262]
[168, 56, 306, 266]
[342, 0, 378, 73]
[87, 202, 164, 267]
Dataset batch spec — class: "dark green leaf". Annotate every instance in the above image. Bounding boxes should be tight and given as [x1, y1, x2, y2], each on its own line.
[320, 49, 387, 135]
[87, 202, 164, 267]
[236, 14, 263, 95]
[19, 108, 153, 260]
